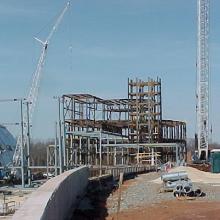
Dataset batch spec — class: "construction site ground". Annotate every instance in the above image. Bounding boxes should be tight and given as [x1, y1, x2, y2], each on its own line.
[3, 166, 220, 219]
[106, 166, 220, 220]
[107, 200, 220, 220]
[0, 186, 36, 219]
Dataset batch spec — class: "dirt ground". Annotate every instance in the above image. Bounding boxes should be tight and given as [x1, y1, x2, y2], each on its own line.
[107, 200, 220, 220]
[106, 167, 220, 220]
[73, 167, 220, 220]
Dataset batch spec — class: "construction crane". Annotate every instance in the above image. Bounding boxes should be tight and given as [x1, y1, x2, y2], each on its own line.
[197, 0, 209, 160]
[13, 2, 70, 167]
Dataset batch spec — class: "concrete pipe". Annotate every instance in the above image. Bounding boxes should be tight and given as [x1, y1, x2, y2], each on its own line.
[175, 184, 183, 192]
[183, 185, 192, 194]
[195, 188, 202, 197]
[187, 191, 195, 197]
[161, 171, 188, 182]
[173, 191, 180, 197]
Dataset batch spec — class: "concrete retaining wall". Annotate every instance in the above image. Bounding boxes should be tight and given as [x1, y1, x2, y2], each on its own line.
[12, 166, 89, 220]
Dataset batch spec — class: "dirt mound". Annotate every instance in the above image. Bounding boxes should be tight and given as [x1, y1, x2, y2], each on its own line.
[189, 163, 211, 172]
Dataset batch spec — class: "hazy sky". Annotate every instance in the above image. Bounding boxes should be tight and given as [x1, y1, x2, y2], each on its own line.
[0, 0, 219, 142]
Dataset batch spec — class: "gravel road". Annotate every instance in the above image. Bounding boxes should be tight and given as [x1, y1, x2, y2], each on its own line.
[107, 171, 220, 214]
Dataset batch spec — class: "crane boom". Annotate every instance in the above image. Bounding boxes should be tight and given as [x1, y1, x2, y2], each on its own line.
[13, 2, 70, 166]
[197, 0, 209, 160]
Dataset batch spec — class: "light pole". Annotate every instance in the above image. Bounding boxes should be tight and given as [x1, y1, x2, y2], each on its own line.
[53, 96, 63, 174]
[99, 129, 102, 176]
[61, 96, 67, 169]
[20, 99, 25, 188]
[25, 101, 31, 186]
[0, 98, 26, 187]
[54, 121, 58, 176]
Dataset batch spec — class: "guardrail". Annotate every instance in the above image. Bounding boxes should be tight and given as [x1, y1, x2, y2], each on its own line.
[1, 201, 15, 216]
[89, 165, 156, 178]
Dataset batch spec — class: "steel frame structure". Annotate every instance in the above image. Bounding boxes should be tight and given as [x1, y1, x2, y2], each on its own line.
[161, 120, 186, 144]
[197, 0, 209, 160]
[62, 94, 129, 169]
[61, 78, 187, 169]
[128, 77, 162, 143]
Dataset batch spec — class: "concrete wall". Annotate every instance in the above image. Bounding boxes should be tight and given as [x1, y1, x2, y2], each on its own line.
[12, 166, 89, 220]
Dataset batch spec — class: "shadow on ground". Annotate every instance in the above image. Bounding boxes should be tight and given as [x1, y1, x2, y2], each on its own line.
[71, 173, 138, 220]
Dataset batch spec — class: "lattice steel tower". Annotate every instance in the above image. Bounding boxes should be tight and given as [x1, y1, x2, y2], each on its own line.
[197, 0, 209, 160]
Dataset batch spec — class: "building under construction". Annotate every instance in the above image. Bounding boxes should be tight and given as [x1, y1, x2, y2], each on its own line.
[61, 78, 186, 169]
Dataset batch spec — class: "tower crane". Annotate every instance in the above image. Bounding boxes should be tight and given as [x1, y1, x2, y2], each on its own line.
[197, 0, 209, 160]
[13, 2, 70, 167]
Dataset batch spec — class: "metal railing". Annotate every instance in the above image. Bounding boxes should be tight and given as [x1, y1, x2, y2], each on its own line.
[89, 164, 156, 178]
[1, 201, 15, 216]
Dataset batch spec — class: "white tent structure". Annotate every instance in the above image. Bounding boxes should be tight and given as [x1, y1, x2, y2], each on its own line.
[0, 125, 16, 169]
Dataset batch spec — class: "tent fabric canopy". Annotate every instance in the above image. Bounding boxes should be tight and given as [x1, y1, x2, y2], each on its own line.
[0, 125, 16, 167]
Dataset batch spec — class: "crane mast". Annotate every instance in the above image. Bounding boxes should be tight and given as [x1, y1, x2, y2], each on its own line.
[197, 0, 209, 160]
[13, 2, 70, 166]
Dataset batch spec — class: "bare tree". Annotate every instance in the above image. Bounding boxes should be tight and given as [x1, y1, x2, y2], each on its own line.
[30, 139, 53, 166]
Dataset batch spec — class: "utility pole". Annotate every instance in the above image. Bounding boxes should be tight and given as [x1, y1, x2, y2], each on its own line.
[58, 97, 63, 173]
[26, 101, 31, 186]
[54, 121, 58, 176]
[197, 0, 209, 160]
[20, 100, 25, 188]
[62, 96, 66, 169]
[0, 98, 26, 185]
[99, 130, 102, 176]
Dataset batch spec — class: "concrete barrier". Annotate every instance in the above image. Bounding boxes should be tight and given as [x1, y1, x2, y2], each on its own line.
[13, 166, 89, 220]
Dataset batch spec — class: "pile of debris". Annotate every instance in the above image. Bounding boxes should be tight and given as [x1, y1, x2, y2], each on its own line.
[189, 163, 211, 172]
[161, 171, 204, 198]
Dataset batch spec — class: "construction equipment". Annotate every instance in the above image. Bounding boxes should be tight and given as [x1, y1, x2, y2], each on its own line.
[196, 0, 210, 160]
[12, 2, 70, 174]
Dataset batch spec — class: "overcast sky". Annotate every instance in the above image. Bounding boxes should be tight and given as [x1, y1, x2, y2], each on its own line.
[0, 0, 219, 142]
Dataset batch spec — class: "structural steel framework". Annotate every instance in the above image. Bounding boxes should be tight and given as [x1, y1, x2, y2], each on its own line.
[128, 78, 162, 143]
[61, 78, 186, 170]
